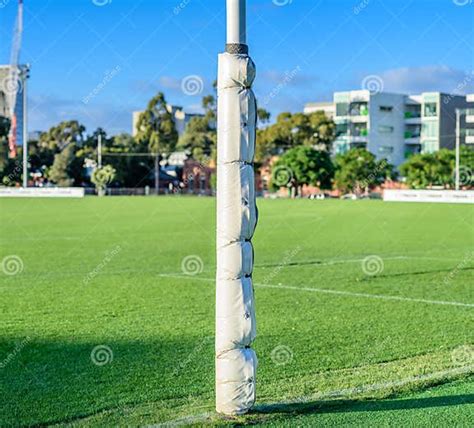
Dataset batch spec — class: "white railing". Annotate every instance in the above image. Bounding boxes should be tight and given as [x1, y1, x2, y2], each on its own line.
[384, 190, 474, 204]
[0, 187, 85, 198]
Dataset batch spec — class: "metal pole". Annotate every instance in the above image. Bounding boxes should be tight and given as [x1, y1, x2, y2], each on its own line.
[22, 68, 28, 188]
[98, 133, 102, 169]
[154, 154, 159, 195]
[216, 0, 257, 415]
[455, 109, 460, 191]
[226, 0, 246, 46]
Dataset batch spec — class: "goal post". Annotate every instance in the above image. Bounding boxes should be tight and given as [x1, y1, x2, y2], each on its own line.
[216, 0, 258, 415]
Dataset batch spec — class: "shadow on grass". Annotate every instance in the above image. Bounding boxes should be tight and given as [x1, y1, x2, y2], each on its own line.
[0, 336, 214, 426]
[254, 393, 474, 416]
[2, 337, 472, 425]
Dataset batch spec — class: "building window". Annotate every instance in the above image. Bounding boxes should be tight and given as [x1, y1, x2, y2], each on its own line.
[405, 107, 421, 118]
[404, 145, 421, 159]
[336, 102, 349, 116]
[352, 124, 368, 137]
[404, 125, 421, 139]
[349, 102, 368, 116]
[335, 122, 348, 137]
[378, 125, 394, 134]
[421, 122, 438, 138]
[424, 102, 437, 117]
[380, 106, 393, 112]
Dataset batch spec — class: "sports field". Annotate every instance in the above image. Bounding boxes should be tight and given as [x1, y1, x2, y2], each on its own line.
[1, 197, 473, 426]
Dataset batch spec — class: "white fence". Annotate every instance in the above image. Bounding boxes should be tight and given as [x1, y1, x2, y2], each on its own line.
[0, 187, 85, 198]
[384, 189, 474, 204]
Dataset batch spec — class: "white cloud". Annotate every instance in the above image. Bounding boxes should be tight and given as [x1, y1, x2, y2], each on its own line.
[374, 66, 474, 94]
[131, 76, 209, 95]
[158, 76, 181, 90]
[259, 68, 318, 88]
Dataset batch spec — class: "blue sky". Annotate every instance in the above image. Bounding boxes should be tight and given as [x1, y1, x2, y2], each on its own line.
[1, 0, 473, 135]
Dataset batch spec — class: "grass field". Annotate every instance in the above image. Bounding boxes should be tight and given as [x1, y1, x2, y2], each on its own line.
[0, 196, 473, 426]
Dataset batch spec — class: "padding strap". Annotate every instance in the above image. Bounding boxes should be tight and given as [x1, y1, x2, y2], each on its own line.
[226, 43, 249, 55]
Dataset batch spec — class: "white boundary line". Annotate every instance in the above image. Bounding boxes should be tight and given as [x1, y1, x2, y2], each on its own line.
[260, 364, 474, 406]
[257, 255, 464, 268]
[154, 364, 474, 426]
[256, 283, 474, 308]
[158, 274, 474, 308]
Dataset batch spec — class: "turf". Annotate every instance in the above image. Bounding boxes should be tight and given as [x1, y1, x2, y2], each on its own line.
[0, 196, 472, 426]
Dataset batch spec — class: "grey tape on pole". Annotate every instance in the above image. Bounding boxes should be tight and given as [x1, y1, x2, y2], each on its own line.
[226, 43, 249, 55]
[216, 52, 257, 415]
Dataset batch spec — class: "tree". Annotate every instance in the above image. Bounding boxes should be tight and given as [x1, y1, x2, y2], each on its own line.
[136, 93, 178, 193]
[39, 120, 85, 152]
[308, 111, 336, 149]
[178, 116, 215, 163]
[256, 111, 335, 163]
[334, 148, 394, 194]
[91, 165, 116, 196]
[272, 146, 334, 196]
[105, 133, 152, 188]
[257, 108, 271, 125]
[0, 117, 20, 185]
[27, 139, 55, 184]
[0, 117, 11, 171]
[178, 92, 217, 165]
[48, 144, 82, 186]
[112, 132, 137, 149]
[460, 146, 474, 187]
[461, 145, 474, 167]
[400, 150, 455, 189]
[36, 121, 87, 186]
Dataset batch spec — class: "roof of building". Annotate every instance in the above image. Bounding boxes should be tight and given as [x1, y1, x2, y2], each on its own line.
[305, 101, 333, 107]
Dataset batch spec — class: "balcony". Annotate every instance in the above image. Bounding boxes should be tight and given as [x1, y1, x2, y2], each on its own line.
[351, 115, 368, 123]
[348, 136, 368, 144]
[348, 102, 369, 122]
[334, 137, 367, 153]
[404, 125, 421, 144]
[335, 134, 367, 146]
[423, 102, 438, 119]
[352, 124, 368, 135]
[466, 129, 474, 144]
[404, 111, 421, 124]
[404, 144, 421, 159]
[336, 122, 368, 139]
[466, 108, 474, 124]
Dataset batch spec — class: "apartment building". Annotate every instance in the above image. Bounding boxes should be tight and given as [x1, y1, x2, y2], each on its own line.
[0, 65, 28, 147]
[304, 90, 470, 167]
[465, 94, 474, 145]
[303, 101, 335, 119]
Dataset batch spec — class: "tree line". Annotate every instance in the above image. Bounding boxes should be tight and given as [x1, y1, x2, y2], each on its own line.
[0, 89, 472, 193]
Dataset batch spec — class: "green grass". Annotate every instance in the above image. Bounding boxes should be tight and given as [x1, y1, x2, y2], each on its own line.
[0, 197, 473, 426]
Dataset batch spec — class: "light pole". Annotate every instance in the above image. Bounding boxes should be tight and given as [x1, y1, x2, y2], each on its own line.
[22, 64, 29, 188]
[455, 109, 465, 191]
[98, 133, 102, 169]
[216, 0, 257, 415]
[154, 154, 159, 195]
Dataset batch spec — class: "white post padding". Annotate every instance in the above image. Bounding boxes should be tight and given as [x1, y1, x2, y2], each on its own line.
[216, 49, 258, 414]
